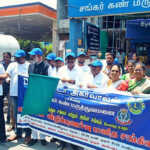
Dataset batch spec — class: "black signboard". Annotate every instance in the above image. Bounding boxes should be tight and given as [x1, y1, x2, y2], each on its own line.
[86, 23, 100, 51]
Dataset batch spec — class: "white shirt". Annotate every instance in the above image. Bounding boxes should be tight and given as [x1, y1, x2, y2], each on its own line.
[6, 61, 30, 96]
[48, 66, 65, 89]
[78, 65, 90, 73]
[57, 65, 84, 88]
[0, 64, 5, 96]
[83, 72, 109, 89]
[101, 59, 107, 71]
[48, 66, 56, 77]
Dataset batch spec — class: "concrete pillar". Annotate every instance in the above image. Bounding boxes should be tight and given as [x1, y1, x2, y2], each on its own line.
[52, 20, 59, 54]
[69, 19, 83, 55]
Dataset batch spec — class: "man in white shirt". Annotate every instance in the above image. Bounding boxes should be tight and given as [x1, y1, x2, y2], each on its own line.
[83, 60, 108, 89]
[58, 52, 83, 89]
[57, 53, 85, 150]
[46, 53, 56, 76]
[0, 49, 30, 141]
[0, 64, 6, 143]
[48, 57, 64, 77]
[57, 52, 83, 149]
[77, 52, 90, 73]
[103, 52, 114, 76]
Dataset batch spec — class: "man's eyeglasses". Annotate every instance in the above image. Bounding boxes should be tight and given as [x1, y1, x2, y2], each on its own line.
[134, 69, 143, 72]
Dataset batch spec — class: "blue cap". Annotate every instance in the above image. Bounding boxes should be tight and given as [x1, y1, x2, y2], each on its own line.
[113, 58, 120, 65]
[55, 57, 64, 62]
[90, 55, 97, 60]
[28, 48, 43, 56]
[46, 53, 56, 60]
[65, 52, 76, 59]
[14, 49, 26, 58]
[89, 60, 103, 67]
[77, 52, 86, 57]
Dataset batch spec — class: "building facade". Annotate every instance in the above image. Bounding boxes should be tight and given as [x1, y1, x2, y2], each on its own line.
[57, 0, 150, 59]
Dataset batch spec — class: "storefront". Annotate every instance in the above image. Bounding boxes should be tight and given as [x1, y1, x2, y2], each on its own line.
[67, 0, 150, 58]
[126, 19, 150, 62]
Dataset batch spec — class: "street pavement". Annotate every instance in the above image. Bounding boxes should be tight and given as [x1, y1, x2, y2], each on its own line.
[0, 114, 79, 150]
[0, 123, 58, 150]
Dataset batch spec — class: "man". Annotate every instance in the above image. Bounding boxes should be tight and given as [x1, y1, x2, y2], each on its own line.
[82, 60, 108, 89]
[46, 53, 56, 66]
[57, 52, 83, 150]
[116, 49, 125, 73]
[1, 52, 12, 125]
[46, 53, 56, 76]
[58, 52, 83, 88]
[103, 52, 114, 76]
[55, 57, 64, 71]
[0, 49, 30, 141]
[48, 56, 65, 150]
[28, 48, 49, 75]
[77, 52, 90, 73]
[48, 57, 64, 77]
[0, 63, 6, 143]
[27, 48, 49, 146]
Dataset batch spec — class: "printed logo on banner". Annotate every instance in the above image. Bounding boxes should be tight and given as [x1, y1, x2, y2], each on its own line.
[116, 109, 131, 125]
[24, 77, 28, 87]
[127, 100, 145, 115]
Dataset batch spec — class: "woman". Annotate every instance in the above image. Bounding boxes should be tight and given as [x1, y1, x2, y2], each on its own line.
[128, 63, 150, 94]
[122, 60, 135, 81]
[145, 59, 150, 78]
[132, 53, 139, 63]
[107, 64, 128, 91]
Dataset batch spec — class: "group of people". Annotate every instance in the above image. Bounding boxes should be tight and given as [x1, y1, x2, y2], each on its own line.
[0, 48, 150, 150]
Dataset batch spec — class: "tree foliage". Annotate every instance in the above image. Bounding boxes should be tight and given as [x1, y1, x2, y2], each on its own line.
[18, 39, 53, 55]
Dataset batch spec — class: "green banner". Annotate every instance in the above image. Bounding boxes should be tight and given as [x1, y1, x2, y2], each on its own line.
[22, 74, 59, 115]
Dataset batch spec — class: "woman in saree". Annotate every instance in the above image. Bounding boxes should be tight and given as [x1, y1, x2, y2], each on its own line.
[121, 60, 135, 81]
[128, 63, 150, 94]
[107, 64, 128, 91]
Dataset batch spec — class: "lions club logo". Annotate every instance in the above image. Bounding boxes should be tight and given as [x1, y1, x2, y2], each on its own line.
[128, 101, 145, 115]
[116, 109, 131, 125]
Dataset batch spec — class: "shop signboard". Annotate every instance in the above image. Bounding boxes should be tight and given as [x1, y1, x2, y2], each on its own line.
[85, 23, 100, 51]
[126, 19, 150, 40]
[68, 0, 150, 18]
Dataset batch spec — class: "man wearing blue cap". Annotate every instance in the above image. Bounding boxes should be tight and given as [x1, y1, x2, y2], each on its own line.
[0, 49, 30, 141]
[77, 51, 90, 73]
[46, 53, 56, 76]
[83, 60, 108, 89]
[57, 52, 84, 88]
[57, 53, 85, 149]
[28, 48, 49, 75]
[48, 57, 64, 77]
[27, 48, 48, 146]
[55, 57, 64, 71]
[46, 53, 56, 66]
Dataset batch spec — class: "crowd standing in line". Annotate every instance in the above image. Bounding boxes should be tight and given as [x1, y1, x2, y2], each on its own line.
[0, 48, 150, 150]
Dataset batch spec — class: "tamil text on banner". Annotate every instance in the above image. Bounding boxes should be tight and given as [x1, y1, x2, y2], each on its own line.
[18, 76, 150, 150]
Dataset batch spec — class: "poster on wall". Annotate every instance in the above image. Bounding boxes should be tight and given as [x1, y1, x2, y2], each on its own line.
[85, 23, 100, 51]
